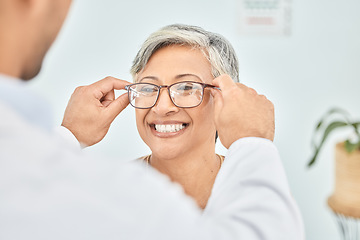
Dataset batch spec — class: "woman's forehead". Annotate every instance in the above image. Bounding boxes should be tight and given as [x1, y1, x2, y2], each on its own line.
[136, 45, 212, 83]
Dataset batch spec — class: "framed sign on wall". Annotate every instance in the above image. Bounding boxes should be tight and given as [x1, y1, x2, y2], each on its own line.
[238, 0, 292, 36]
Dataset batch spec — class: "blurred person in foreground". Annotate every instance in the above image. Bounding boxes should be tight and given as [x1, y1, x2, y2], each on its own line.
[0, 0, 304, 239]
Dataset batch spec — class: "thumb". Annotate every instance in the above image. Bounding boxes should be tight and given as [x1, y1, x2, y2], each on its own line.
[105, 93, 130, 121]
[212, 74, 236, 93]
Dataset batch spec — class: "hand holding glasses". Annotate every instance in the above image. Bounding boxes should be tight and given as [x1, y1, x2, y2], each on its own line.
[125, 81, 220, 109]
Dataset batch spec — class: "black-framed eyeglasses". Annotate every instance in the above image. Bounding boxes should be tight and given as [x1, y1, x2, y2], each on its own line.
[125, 81, 219, 109]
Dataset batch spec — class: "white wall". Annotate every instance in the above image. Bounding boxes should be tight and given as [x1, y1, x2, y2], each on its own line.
[30, 0, 360, 239]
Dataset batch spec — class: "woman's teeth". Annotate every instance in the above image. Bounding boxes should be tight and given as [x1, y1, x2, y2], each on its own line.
[154, 124, 186, 133]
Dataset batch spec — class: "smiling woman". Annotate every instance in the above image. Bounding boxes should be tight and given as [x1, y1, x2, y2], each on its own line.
[129, 24, 239, 209]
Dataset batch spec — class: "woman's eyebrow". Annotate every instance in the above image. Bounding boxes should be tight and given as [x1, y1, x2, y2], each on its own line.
[175, 74, 203, 82]
[139, 74, 203, 83]
[138, 76, 158, 82]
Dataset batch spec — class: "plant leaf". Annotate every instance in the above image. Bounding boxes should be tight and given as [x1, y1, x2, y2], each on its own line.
[345, 140, 357, 153]
[311, 108, 350, 148]
[344, 140, 360, 153]
[352, 122, 360, 136]
[315, 108, 344, 130]
[308, 149, 320, 167]
[308, 121, 349, 167]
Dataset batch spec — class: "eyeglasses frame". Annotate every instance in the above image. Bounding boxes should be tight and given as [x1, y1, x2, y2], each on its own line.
[125, 81, 220, 109]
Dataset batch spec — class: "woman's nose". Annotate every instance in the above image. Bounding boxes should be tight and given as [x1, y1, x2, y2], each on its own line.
[152, 89, 179, 115]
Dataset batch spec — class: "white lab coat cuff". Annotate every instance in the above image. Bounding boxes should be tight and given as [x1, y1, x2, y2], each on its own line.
[53, 126, 82, 149]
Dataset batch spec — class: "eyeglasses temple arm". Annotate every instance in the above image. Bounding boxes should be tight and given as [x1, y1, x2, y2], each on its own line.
[206, 84, 221, 91]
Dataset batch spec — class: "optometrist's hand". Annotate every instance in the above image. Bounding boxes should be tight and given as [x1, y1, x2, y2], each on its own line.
[211, 75, 275, 149]
[62, 76, 130, 147]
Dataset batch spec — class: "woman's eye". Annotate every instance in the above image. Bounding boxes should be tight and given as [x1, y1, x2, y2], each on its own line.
[177, 84, 194, 91]
[140, 86, 156, 93]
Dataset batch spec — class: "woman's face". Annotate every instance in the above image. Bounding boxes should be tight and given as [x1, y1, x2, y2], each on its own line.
[135, 45, 217, 160]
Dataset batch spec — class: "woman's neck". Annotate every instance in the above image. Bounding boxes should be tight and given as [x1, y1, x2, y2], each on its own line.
[149, 147, 221, 209]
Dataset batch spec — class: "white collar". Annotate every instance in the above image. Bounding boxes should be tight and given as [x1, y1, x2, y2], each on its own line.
[0, 73, 53, 131]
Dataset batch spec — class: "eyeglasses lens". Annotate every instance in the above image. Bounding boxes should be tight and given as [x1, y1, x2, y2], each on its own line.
[129, 84, 159, 108]
[170, 82, 203, 107]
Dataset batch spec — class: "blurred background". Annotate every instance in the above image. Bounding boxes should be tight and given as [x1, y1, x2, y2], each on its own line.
[29, 0, 360, 239]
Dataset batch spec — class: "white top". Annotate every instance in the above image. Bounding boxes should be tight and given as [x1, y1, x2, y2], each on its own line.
[0, 74, 304, 240]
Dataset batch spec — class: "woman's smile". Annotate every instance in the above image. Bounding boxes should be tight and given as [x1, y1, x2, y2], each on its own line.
[149, 121, 189, 138]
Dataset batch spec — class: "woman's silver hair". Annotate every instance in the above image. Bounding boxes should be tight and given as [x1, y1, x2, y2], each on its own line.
[130, 24, 239, 82]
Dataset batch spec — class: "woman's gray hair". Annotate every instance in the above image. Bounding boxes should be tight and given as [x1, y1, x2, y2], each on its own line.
[130, 24, 239, 82]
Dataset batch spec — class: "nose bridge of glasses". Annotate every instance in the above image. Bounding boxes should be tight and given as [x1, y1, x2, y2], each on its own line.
[158, 85, 170, 90]
[154, 85, 177, 107]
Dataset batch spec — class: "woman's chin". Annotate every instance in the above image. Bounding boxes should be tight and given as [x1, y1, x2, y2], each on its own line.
[150, 147, 185, 161]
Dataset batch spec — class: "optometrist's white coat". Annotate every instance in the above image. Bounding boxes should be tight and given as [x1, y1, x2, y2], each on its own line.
[0, 74, 304, 240]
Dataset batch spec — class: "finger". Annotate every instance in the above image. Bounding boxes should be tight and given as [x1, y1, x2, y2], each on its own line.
[104, 93, 130, 121]
[92, 77, 131, 100]
[212, 74, 237, 91]
[248, 87, 258, 95]
[104, 90, 115, 101]
[235, 82, 250, 91]
[210, 88, 223, 116]
[101, 90, 115, 107]
[210, 88, 222, 100]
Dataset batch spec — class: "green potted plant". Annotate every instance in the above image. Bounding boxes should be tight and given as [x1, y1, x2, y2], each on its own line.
[309, 108, 360, 218]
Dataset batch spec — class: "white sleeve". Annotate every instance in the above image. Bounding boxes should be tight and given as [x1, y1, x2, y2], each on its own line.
[202, 137, 305, 240]
[53, 126, 82, 149]
[1, 103, 304, 240]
